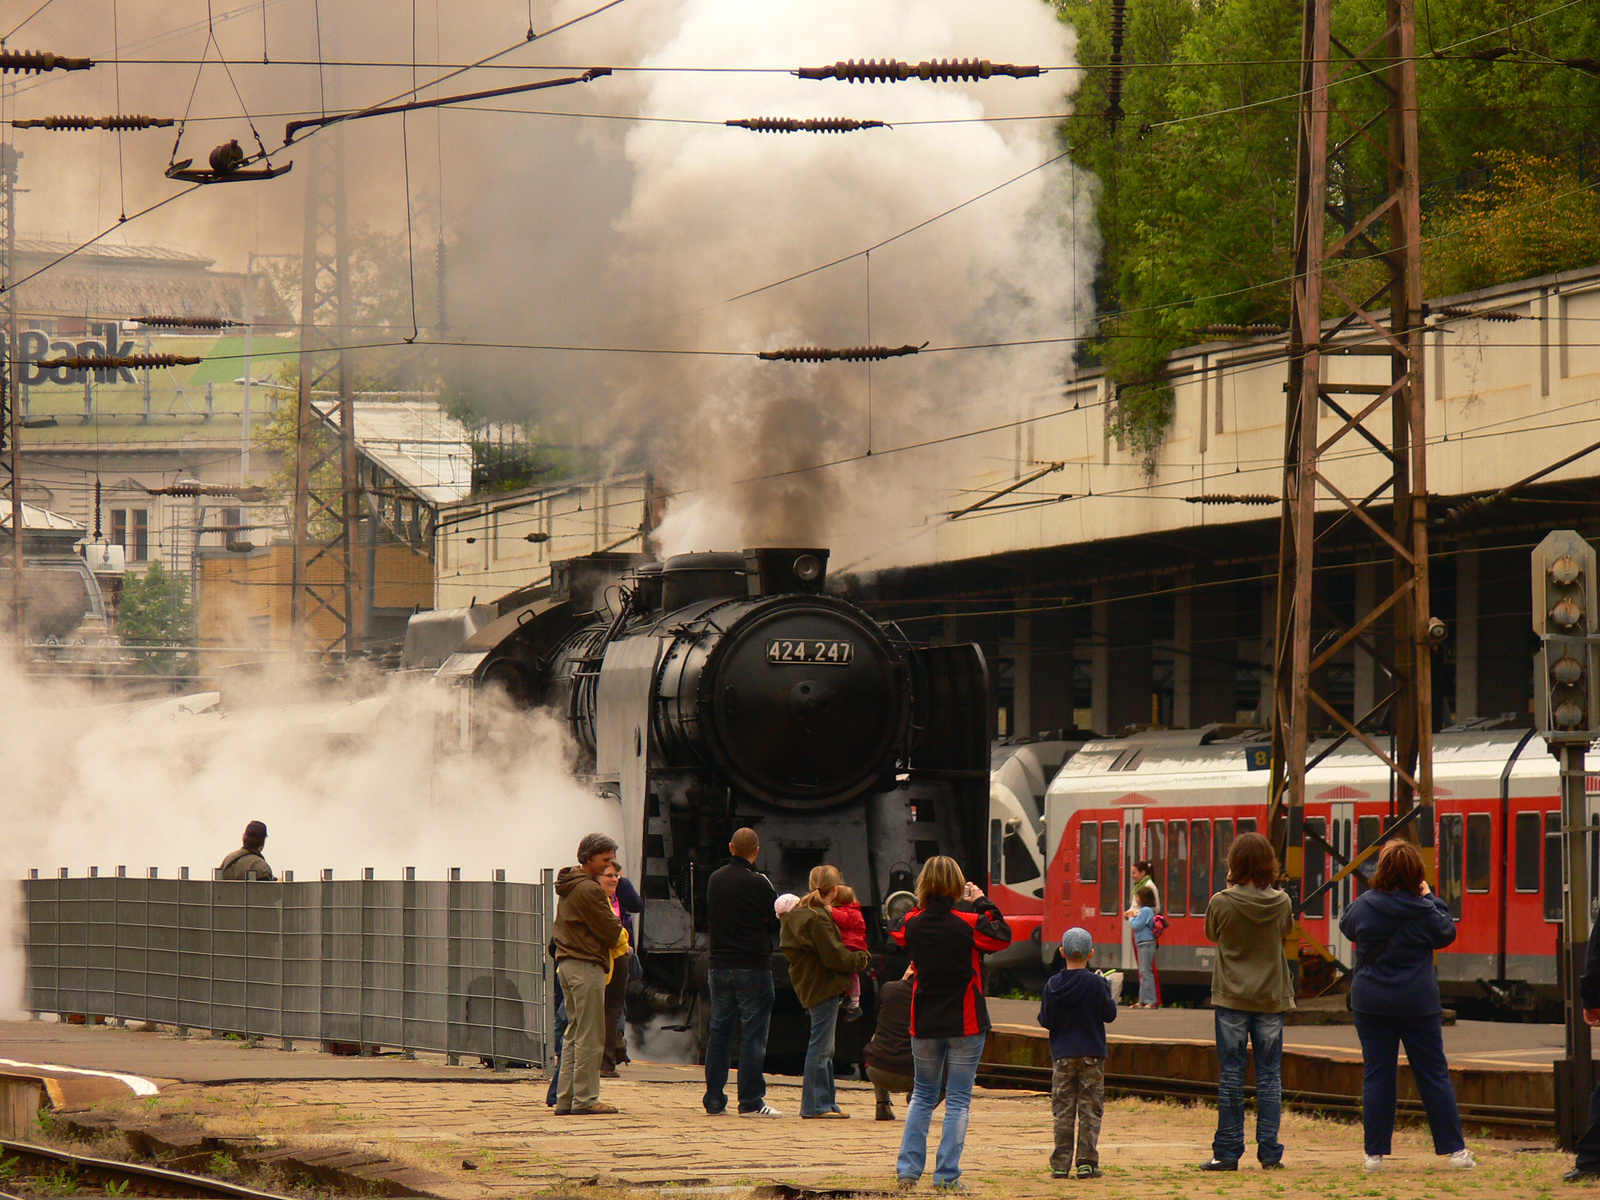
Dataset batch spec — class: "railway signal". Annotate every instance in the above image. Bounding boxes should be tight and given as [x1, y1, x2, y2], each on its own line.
[1534, 530, 1600, 1150]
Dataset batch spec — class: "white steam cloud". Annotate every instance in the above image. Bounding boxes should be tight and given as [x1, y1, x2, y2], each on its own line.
[0, 664, 622, 1016]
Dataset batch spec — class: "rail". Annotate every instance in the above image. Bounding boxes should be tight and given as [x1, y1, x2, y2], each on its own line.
[21, 871, 555, 1069]
[0, 1139, 294, 1200]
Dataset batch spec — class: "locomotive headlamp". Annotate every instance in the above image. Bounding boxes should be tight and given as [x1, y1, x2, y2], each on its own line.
[793, 553, 823, 583]
[882, 890, 917, 927]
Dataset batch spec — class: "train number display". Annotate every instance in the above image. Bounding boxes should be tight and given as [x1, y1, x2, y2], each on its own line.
[766, 638, 855, 665]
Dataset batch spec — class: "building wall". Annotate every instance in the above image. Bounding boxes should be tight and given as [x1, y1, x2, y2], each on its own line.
[434, 475, 650, 609]
[196, 540, 433, 656]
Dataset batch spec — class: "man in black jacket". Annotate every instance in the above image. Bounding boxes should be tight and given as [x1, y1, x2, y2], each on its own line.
[1565, 916, 1600, 1180]
[703, 827, 780, 1116]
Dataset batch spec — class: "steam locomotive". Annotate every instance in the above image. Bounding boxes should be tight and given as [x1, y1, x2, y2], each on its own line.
[437, 547, 991, 1057]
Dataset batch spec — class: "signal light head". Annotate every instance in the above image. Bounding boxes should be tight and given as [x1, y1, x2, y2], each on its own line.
[1550, 554, 1582, 587]
[1551, 597, 1585, 629]
[1552, 655, 1585, 686]
[1556, 699, 1588, 729]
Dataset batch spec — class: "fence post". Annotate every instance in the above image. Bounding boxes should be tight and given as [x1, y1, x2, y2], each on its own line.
[541, 867, 556, 1074]
[402, 866, 417, 1059]
[446, 867, 461, 1066]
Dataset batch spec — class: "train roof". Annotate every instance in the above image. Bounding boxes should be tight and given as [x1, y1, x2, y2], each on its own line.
[1046, 728, 1557, 807]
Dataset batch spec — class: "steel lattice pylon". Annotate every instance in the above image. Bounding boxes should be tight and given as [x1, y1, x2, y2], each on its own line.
[1269, 0, 1433, 948]
[290, 122, 361, 657]
[1, 141, 23, 643]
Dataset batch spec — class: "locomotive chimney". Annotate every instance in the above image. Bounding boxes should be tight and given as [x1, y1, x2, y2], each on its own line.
[744, 548, 830, 597]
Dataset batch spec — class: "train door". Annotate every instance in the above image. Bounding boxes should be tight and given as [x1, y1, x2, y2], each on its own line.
[1327, 802, 1355, 965]
[1121, 806, 1143, 970]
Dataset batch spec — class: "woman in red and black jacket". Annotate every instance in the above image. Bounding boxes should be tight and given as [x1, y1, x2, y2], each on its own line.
[889, 855, 1012, 1188]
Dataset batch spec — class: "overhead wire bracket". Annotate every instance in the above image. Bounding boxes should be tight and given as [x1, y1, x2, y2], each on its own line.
[283, 68, 613, 144]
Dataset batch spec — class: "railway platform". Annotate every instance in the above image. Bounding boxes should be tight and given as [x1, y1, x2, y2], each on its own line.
[0, 1013, 1575, 1198]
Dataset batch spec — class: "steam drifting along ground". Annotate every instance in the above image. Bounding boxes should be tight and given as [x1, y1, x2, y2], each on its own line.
[0, 661, 622, 1016]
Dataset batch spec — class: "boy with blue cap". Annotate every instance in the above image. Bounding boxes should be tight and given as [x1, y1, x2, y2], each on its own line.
[1038, 927, 1118, 1179]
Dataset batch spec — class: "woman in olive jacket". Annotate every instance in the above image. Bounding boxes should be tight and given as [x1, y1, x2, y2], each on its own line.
[781, 864, 871, 1118]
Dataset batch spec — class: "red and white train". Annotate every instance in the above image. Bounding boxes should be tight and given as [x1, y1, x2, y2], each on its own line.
[989, 726, 1585, 1008]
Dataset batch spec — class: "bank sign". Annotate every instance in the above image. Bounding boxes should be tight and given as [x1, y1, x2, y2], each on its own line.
[1, 329, 143, 385]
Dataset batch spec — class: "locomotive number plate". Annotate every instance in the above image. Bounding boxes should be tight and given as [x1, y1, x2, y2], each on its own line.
[766, 638, 855, 665]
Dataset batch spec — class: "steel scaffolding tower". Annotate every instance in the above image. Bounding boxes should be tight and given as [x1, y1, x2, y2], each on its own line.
[1269, 0, 1433, 935]
[290, 122, 360, 657]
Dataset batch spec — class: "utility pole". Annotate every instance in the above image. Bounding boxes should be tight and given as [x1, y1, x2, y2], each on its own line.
[1, 141, 23, 649]
[290, 116, 360, 658]
[1269, 0, 1434, 948]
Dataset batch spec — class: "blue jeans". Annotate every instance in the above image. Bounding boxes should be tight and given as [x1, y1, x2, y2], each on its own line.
[1136, 940, 1158, 1005]
[1352, 1011, 1465, 1156]
[1213, 1007, 1284, 1165]
[703, 968, 775, 1114]
[800, 995, 842, 1117]
[545, 976, 567, 1107]
[897, 1032, 987, 1185]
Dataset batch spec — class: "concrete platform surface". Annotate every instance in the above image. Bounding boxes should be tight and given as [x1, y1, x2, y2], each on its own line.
[985, 999, 1565, 1067]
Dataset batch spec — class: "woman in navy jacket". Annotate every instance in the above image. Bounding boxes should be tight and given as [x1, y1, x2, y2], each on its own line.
[1338, 840, 1473, 1172]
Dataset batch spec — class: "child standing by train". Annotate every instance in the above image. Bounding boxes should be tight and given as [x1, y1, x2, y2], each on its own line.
[831, 885, 869, 1021]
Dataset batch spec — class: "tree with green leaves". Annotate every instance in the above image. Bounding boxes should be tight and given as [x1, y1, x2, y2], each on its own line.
[116, 560, 196, 675]
[1054, 0, 1600, 468]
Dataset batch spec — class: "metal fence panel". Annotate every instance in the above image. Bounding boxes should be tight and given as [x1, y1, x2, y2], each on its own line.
[22, 872, 554, 1067]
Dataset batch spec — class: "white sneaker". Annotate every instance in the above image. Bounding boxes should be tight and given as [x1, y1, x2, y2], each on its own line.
[1449, 1149, 1476, 1170]
[1363, 1155, 1383, 1172]
[739, 1103, 783, 1117]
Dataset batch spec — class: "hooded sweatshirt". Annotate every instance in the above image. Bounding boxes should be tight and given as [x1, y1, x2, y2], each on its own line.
[1038, 966, 1119, 1059]
[1203, 884, 1297, 1013]
[218, 847, 275, 881]
[1338, 887, 1457, 1016]
[553, 865, 624, 968]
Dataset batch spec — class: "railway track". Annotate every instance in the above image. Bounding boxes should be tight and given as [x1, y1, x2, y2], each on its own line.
[974, 1063, 1554, 1136]
[0, 1139, 292, 1199]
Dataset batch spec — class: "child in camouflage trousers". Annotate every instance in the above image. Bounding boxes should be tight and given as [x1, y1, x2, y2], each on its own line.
[1038, 927, 1119, 1179]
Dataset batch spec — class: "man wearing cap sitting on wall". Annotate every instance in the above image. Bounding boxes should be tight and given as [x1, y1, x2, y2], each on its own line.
[218, 821, 276, 881]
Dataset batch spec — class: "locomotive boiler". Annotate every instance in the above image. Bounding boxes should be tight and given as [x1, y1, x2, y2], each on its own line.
[438, 547, 991, 1054]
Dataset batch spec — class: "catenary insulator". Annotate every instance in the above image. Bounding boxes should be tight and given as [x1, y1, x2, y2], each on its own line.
[1198, 323, 1286, 337]
[725, 117, 888, 132]
[0, 50, 93, 75]
[759, 343, 924, 362]
[797, 58, 1040, 83]
[35, 352, 202, 370]
[11, 114, 173, 131]
[1184, 493, 1278, 506]
[1431, 304, 1521, 322]
[135, 315, 245, 330]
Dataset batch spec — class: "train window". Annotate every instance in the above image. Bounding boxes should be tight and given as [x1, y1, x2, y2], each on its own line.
[1213, 820, 1232, 889]
[1190, 820, 1211, 913]
[1167, 822, 1188, 917]
[1003, 827, 1040, 885]
[1238, 818, 1257, 836]
[1099, 832, 1120, 915]
[1546, 811, 1562, 922]
[1146, 822, 1166, 909]
[1302, 817, 1327, 918]
[1513, 812, 1541, 893]
[1079, 822, 1099, 883]
[1356, 816, 1382, 892]
[1439, 814, 1464, 919]
[989, 820, 1004, 886]
[1465, 814, 1492, 894]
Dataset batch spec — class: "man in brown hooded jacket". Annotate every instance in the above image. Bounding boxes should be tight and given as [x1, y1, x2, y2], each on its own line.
[553, 832, 625, 1114]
